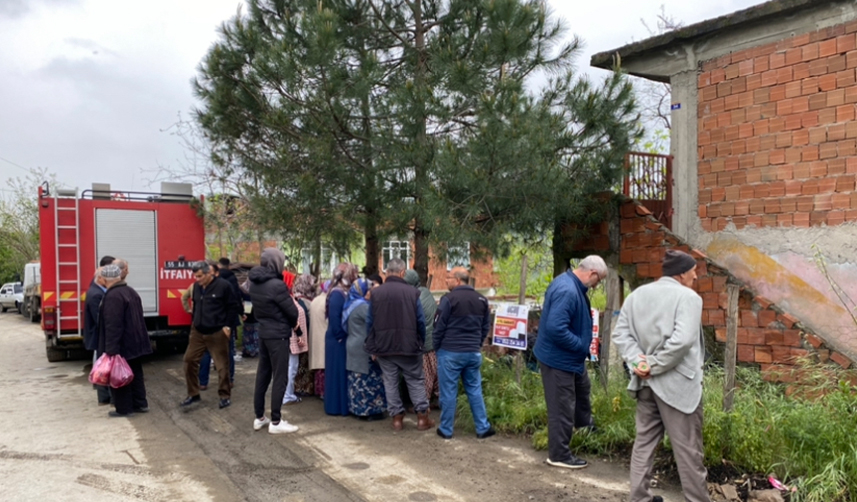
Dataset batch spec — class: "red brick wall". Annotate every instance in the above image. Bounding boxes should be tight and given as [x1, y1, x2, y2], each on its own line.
[697, 22, 857, 231]
[577, 199, 853, 370]
[375, 244, 499, 292]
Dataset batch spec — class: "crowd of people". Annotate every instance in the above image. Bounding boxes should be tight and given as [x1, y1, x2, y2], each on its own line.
[85, 248, 710, 501]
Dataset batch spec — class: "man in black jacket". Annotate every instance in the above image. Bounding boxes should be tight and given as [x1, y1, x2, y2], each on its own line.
[248, 248, 300, 434]
[218, 257, 242, 382]
[84, 255, 114, 405]
[97, 264, 153, 417]
[365, 258, 434, 432]
[181, 261, 241, 409]
[434, 267, 494, 440]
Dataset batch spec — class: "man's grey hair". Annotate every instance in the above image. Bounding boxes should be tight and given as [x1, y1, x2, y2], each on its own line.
[114, 258, 127, 272]
[451, 267, 470, 283]
[577, 255, 608, 277]
[385, 258, 406, 275]
[192, 261, 211, 274]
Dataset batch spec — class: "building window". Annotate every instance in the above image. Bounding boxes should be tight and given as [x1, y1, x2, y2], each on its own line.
[447, 242, 470, 270]
[300, 246, 338, 275]
[382, 240, 411, 269]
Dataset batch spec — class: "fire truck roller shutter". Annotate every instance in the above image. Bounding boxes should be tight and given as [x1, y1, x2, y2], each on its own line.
[95, 209, 158, 314]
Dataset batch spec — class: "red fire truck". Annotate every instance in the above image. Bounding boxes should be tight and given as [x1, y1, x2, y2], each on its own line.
[37, 182, 206, 362]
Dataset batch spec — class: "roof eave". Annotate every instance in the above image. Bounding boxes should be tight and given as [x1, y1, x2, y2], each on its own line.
[590, 0, 838, 73]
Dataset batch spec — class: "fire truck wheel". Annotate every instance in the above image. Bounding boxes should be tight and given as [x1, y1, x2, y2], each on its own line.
[46, 346, 67, 362]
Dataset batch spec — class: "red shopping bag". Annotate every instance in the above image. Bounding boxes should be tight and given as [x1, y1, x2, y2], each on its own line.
[89, 353, 114, 386]
[109, 355, 135, 388]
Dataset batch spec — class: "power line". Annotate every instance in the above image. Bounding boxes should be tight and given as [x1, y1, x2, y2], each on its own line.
[0, 155, 32, 173]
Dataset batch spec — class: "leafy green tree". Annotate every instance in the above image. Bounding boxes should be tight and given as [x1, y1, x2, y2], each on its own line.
[0, 168, 53, 283]
[193, 0, 641, 281]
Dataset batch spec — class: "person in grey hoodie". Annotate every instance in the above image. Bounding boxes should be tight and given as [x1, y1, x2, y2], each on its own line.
[248, 248, 301, 434]
[404, 269, 439, 407]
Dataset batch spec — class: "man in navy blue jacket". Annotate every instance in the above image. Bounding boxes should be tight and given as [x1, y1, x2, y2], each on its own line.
[84, 255, 114, 405]
[534, 255, 607, 470]
[433, 267, 494, 440]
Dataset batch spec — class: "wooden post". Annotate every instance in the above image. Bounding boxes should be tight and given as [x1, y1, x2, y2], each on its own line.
[515, 254, 528, 385]
[602, 268, 622, 384]
[723, 284, 740, 412]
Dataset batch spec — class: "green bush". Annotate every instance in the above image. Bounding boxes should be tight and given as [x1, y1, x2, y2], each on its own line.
[456, 357, 857, 502]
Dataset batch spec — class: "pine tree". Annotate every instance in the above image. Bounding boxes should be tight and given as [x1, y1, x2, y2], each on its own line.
[193, 0, 642, 280]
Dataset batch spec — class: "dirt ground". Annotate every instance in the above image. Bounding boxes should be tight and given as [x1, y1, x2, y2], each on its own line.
[0, 312, 685, 501]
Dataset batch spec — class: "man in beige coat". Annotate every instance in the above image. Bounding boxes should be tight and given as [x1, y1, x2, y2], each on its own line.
[612, 249, 709, 502]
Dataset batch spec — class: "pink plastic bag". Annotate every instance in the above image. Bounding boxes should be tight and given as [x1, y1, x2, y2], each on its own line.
[109, 355, 134, 388]
[89, 353, 114, 386]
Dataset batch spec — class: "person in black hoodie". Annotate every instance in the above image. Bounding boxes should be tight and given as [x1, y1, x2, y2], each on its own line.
[181, 261, 241, 409]
[249, 248, 300, 434]
[218, 257, 242, 382]
[97, 264, 153, 417]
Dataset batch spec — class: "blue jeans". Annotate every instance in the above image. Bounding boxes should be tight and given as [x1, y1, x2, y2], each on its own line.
[199, 350, 211, 386]
[199, 329, 236, 385]
[436, 349, 491, 437]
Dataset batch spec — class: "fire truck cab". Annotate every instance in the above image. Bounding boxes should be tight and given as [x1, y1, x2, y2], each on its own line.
[38, 182, 205, 362]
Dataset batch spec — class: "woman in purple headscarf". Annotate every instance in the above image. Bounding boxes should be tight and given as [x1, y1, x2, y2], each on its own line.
[324, 263, 359, 415]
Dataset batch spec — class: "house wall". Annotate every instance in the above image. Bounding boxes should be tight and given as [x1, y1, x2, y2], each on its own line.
[692, 21, 857, 354]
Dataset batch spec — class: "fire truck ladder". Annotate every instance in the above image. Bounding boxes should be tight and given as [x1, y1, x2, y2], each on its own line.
[54, 188, 81, 337]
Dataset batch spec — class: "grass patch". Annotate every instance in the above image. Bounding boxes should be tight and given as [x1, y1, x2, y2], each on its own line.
[454, 356, 857, 501]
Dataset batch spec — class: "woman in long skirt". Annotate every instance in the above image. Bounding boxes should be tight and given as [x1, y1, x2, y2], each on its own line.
[344, 279, 386, 420]
[292, 274, 317, 396]
[323, 263, 358, 416]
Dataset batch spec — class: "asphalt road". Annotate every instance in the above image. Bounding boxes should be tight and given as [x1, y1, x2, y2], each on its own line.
[0, 312, 683, 502]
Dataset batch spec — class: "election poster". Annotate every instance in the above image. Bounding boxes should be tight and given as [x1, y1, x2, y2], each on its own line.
[589, 308, 600, 362]
[492, 304, 529, 350]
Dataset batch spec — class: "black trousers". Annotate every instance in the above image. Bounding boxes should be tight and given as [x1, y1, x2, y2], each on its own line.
[540, 363, 592, 462]
[112, 358, 148, 415]
[254, 337, 290, 423]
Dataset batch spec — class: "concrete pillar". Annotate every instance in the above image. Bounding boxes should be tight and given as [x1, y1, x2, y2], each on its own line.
[669, 68, 699, 243]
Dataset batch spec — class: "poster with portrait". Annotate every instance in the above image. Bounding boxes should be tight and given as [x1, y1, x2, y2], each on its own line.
[492, 304, 529, 350]
[589, 308, 600, 362]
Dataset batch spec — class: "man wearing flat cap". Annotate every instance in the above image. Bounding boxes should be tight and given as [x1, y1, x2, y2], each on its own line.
[612, 249, 709, 502]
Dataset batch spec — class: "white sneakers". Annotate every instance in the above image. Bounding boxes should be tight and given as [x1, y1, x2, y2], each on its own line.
[253, 416, 271, 431]
[254, 416, 299, 433]
[268, 420, 299, 434]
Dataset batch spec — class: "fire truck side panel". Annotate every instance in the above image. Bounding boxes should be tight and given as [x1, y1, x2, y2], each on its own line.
[156, 202, 205, 327]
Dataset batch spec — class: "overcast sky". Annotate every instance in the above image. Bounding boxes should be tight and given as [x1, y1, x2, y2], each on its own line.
[0, 0, 765, 196]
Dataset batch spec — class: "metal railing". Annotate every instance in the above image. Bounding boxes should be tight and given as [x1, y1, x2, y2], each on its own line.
[623, 152, 673, 228]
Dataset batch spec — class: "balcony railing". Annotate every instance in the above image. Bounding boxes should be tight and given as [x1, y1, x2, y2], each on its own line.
[623, 152, 673, 229]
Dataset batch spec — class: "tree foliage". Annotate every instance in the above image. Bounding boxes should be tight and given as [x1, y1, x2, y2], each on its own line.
[0, 168, 54, 283]
[193, 0, 642, 279]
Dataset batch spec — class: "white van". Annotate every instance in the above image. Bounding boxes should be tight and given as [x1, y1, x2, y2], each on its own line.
[0, 282, 24, 313]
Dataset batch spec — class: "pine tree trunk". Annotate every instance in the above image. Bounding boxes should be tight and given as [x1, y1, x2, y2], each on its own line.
[364, 211, 379, 276]
[412, 0, 430, 286]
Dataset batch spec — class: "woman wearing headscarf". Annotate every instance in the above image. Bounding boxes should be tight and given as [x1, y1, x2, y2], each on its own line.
[344, 279, 386, 420]
[324, 262, 359, 415]
[291, 273, 317, 396]
[248, 248, 300, 434]
[309, 279, 329, 398]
